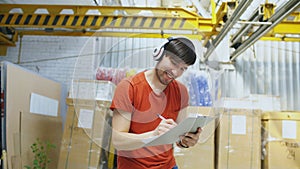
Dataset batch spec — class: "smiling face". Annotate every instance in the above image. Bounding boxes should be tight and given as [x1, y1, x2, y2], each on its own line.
[155, 54, 188, 85]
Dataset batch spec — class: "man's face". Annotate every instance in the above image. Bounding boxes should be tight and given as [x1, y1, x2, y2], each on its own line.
[155, 55, 188, 85]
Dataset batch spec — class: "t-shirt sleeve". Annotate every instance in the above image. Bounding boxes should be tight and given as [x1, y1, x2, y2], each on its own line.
[110, 79, 134, 113]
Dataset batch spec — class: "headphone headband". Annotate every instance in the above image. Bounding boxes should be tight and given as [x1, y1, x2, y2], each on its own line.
[152, 36, 194, 61]
[153, 37, 176, 61]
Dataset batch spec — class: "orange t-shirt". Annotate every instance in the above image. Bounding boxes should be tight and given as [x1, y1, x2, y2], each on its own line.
[110, 71, 189, 169]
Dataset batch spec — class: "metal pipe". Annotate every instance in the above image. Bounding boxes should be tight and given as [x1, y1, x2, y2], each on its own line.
[231, 8, 261, 45]
[230, 0, 300, 61]
[236, 21, 272, 25]
[203, 0, 254, 61]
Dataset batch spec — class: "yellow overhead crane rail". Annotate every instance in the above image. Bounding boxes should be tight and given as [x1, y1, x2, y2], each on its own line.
[0, 3, 298, 49]
[261, 11, 300, 41]
[0, 4, 215, 39]
[258, 3, 300, 42]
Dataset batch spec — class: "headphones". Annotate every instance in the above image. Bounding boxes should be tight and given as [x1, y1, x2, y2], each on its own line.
[152, 37, 176, 61]
[152, 36, 194, 61]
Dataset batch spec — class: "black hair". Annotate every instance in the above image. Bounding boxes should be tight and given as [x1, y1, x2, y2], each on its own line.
[164, 37, 197, 65]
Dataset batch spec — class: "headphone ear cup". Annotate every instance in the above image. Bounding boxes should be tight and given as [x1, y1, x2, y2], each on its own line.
[153, 39, 169, 61]
[152, 46, 164, 61]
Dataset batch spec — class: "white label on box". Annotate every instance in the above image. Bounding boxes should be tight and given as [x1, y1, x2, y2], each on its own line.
[78, 109, 94, 129]
[30, 93, 59, 117]
[231, 115, 246, 135]
[282, 120, 297, 139]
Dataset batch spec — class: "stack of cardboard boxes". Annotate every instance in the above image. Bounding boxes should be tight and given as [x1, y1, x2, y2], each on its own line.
[56, 78, 299, 169]
[176, 95, 300, 169]
[174, 96, 276, 169]
[58, 80, 115, 169]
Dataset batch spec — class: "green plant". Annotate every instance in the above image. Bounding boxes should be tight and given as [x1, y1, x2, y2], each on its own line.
[24, 138, 56, 169]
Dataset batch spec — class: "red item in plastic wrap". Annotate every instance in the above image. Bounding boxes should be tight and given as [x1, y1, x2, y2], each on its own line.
[96, 67, 127, 85]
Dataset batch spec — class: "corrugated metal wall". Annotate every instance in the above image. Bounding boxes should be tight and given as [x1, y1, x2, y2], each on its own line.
[97, 37, 157, 69]
[232, 40, 300, 111]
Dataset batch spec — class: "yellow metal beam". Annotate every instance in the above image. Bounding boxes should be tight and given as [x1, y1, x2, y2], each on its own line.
[0, 46, 8, 56]
[0, 13, 212, 31]
[0, 32, 16, 46]
[284, 11, 300, 21]
[260, 3, 275, 21]
[259, 11, 300, 42]
[260, 36, 300, 42]
[210, 0, 217, 24]
[0, 4, 214, 35]
[0, 4, 202, 17]
[16, 30, 204, 40]
[271, 21, 300, 34]
[203, 2, 228, 46]
[0, 3, 298, 44]
[213, 2, 227, 30]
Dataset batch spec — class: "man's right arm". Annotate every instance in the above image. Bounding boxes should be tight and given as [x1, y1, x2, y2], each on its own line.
[111, 109, 155, 150]
[111, 109, 177, 151]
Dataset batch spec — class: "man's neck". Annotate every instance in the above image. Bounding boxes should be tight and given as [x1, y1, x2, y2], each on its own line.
[144, 69, 167, 94]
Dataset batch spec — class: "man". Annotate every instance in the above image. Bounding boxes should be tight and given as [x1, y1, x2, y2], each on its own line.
[110, 37, 202, 169]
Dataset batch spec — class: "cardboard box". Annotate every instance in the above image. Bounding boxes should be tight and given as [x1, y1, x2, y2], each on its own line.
[57, 98, 113, 169]
[261, 112, 300, 169]
[69, 79, 115, 101]
[2, 62, 63, 169]
[222, 95, 281, 111]
[174, 106, 216, 169]
[20, 112, 62, 169]
[216, 108, 261, 169]
[245, 94, 281, 111]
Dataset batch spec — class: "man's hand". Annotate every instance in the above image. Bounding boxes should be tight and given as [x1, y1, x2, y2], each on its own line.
[154, 118, 177, 136]
[177, 127, 202, 148]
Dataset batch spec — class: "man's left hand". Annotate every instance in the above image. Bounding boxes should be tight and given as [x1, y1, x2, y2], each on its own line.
[178, 127, 202, 148]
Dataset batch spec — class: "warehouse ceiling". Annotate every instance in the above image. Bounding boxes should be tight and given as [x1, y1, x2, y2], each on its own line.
[0, 0, 299, 60]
